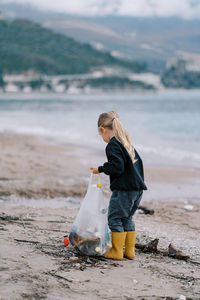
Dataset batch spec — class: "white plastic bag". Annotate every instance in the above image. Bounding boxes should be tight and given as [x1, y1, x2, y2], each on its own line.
[69, 173, 110, 256]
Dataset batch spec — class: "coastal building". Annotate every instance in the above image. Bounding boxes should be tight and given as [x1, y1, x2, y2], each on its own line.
[166, 53, 200, 72]
[4, 83, 19, 93]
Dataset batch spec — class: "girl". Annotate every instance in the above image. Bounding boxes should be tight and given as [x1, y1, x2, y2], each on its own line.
[91, 111, 147, 260]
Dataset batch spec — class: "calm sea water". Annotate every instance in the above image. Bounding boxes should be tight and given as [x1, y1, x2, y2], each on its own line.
[0, 90, 200, 168]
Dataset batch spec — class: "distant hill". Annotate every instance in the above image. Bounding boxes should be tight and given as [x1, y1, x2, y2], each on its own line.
[43, 16, 200, 73]
[0, 18, 146, 75]
[1, 2, 200, 73]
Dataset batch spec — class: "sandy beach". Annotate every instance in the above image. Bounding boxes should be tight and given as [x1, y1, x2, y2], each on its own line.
[0, 132, 200, 300]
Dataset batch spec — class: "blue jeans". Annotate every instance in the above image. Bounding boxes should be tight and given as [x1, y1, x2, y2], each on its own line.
[108, 190, 143, 232]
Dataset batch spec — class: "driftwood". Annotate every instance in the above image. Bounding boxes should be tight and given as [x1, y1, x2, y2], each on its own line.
[188, 259, 200, 265]
[46, 271, 73, 283]
[45, 272, 70, 288]
[138, 206, 154, 215]
[14, 238, 39, 244]
[135, 238, 159, 252]
[48, 220, 66, 223]
[135, 239, 190, 261]
[167, 243, 190, 260]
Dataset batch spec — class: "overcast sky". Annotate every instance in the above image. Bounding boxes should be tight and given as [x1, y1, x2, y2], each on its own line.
[2, 0, 200, 19]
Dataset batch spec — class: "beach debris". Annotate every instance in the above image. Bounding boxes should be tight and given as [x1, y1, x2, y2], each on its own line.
[68, 256, 78, 262]
[0, 212, 34, 223]
[48, 220, 66, 223]
[0, 212, 34, 230]
[135, 239, 159, 253]
[24, 249, 34, 253]
[86, 258, 92, 263]
[30, 239, 121, 273]
[188, 259, 200, 265]
[0, 212, 28, 229]
[178, 295, 186, 300]
[70, 231, 111, 256]
[164, 271, 197, 286]
[44, 272, 71, 288]
[133, 279, 138, 284]
[136, 239, 190, 261]
[75, 263, 81, 268]
[73, 236, 106, 256]
[138, 206, 154, 215]
[167, 244, 190, 260]
[0, 212, 20, 221]
[47, 271, 73, 283]
[183, 205, 194, 211]
[21, 218, 26, 229]
[45, 270, 92, 288]
[14, 238, 39, 244]
[64, 237, 69, 247]
[69, 225, 110, 257]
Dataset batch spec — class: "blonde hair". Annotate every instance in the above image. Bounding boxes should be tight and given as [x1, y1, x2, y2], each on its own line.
[98, 111, 136, 163]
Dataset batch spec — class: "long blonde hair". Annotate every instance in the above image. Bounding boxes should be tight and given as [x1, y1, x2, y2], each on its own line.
[98, 111, 136, 162]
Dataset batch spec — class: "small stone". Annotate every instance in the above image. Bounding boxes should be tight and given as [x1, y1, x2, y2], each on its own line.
[133, 279, 138, 284]
[75, 263, 80, 268]
[178, 295, 186, 300]
[69, 256, 77, 262]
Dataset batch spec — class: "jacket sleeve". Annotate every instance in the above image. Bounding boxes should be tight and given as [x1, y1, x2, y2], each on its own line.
[98, 143, 125, 176]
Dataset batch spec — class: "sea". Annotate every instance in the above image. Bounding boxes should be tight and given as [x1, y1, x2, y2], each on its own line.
[0, 89, 200, 169]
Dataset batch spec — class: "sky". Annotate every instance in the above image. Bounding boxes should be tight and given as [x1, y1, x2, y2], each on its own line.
[2, 0, 200, 19]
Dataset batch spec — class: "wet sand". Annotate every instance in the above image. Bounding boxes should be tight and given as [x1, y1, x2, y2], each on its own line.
[0, 132, 200, 299]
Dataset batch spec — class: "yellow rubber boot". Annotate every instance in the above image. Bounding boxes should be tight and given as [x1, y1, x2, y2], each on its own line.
[104, 232, 126, 260]
[124, 231, 136, 260]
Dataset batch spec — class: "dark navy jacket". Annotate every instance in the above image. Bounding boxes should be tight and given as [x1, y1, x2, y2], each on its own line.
[98, 136, 147, 191]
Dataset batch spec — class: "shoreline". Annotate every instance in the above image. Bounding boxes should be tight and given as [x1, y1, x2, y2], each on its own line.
[0, 131, 199, 200]
[1, 88, 200, 100]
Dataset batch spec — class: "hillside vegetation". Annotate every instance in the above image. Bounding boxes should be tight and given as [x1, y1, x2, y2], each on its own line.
[0, 19, 146, 75]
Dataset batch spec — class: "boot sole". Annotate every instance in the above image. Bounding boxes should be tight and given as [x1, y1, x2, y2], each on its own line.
[124, 254, 135, 260]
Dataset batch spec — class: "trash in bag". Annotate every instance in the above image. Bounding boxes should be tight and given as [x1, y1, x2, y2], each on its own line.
[69, 173, 111, 256]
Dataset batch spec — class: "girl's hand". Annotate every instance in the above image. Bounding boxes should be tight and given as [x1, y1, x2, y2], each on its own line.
[90, 167, 99, 174]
